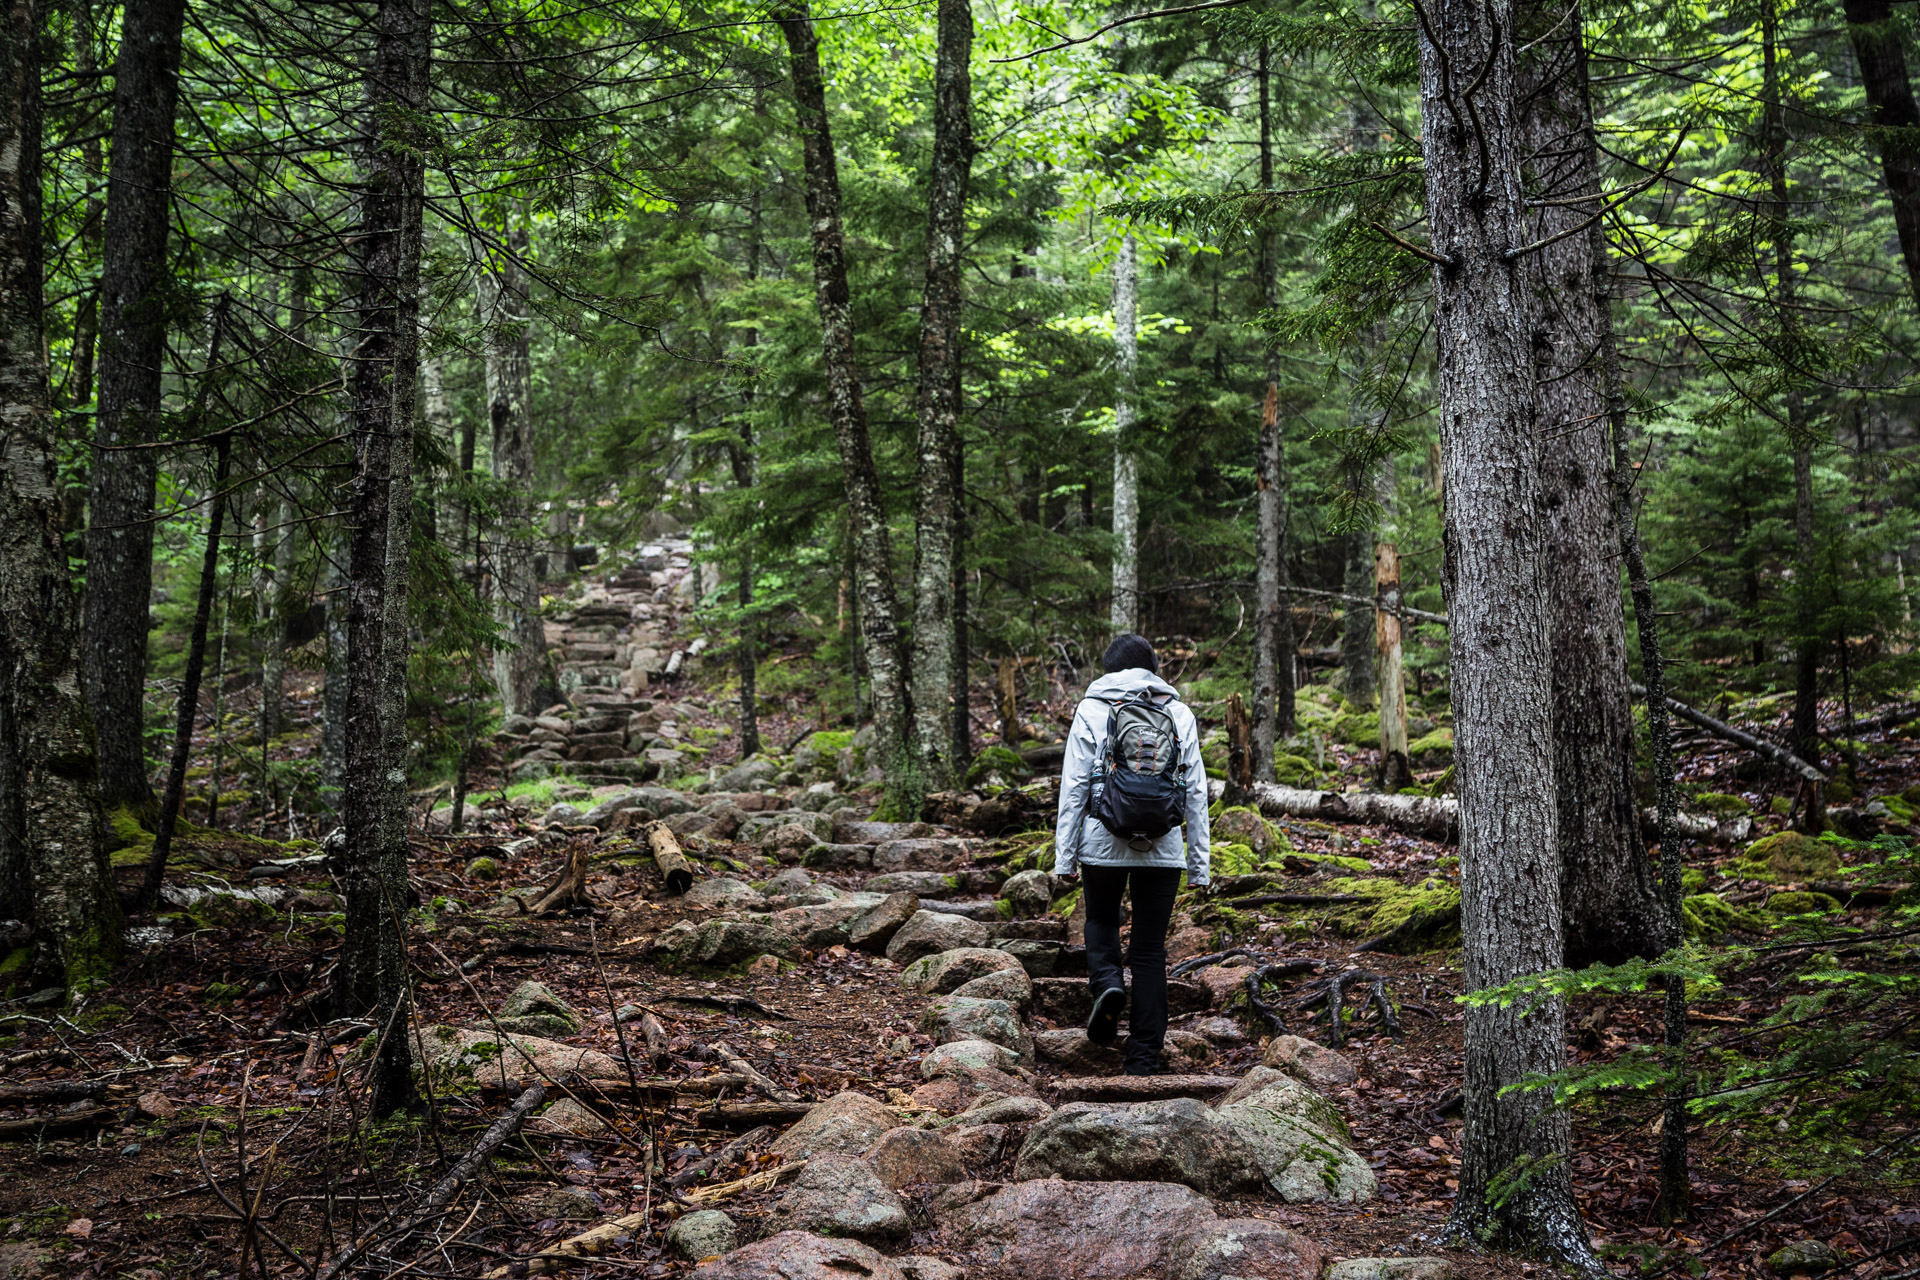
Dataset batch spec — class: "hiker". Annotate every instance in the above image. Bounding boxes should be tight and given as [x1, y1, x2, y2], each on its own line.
[1053, 633, 1211, 1076]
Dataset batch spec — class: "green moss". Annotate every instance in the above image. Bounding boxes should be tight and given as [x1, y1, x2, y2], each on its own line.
[1329, 711, 1380, 748]
[1213, 806, 1289, 855]
[1407, 728, 1454, 759]
[501, 774, 590, 809]
[1212, 842, 1263, 877]
[1682, 893, 1770, 938]
[1766, 890, 1842, 915]
[1272, 754, 1320, 787]
[1739, 831, 1841, 882]
[204, 981, 246, 1002]
[1878, 793, 1916, 824]
[0, 948, 29, 979]
[810, 730, 855, 754]
[1291, 851, 1374, 873]
[1692, 792, 1752, 816]
[1826, 777, 1856, 803]
[965, 746, 1034, 787]
[1321, 876, 1461, 942]
[1682, 867, 1707, 894]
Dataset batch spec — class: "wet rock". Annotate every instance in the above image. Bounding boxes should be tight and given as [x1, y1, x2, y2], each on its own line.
[897, 1260, 966, 1280]
[1213, 1068, 1376, 1203]
[763, 1154, 908, 1245]
[664, 1209, 738, 1261]
[935, 1178, 1216, 1280]
[951, 966, 1033, 1010]
[874, 838, 971, 873]
[947, 1093, 1053, 1126]
[921, 1038, 1022, 1079]
[1012, 1099, 1265, 1197]
[1033, 1028, 1124, 1074]
[684, 877, 767, 910]
[945, 1122, 1008, 1163]
[463, 856, 501, 880]
[900, 946, 1023, 994]
[864, 1126, 970, 1188]
[771, 1090, 902, 1159]
[991, 938, 1061, 976]
[691, 1231, 908, 1280]
[681, 920, 796, 966]
[1192, 1016, 1246, 1046]
[1261, 1034, 1357, 1092]
[1178, 1219, 1324, 1280]
[912, 1063, 1040, 1112]
[999, 869, 1055, 917]
[921, 996, 1033, 1063]
[848, 892, 920, 952]
[531, 1098, 609, 1135]
[887, 910, 990, 964]
[1325, 1259, 1454, 1280]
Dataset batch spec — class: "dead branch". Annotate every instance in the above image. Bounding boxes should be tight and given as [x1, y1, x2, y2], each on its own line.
[706, 1042, 801, 1104]
[668, 1125, 773, 1190]
[529, 845, 591, 915]
[1630, 683, 1828, 784]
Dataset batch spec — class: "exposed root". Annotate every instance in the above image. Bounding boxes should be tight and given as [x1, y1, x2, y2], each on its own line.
[1293, 967, 1404, 1046]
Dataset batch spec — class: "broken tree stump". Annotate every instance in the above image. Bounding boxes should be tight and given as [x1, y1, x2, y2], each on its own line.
[647, 822, 695, 895]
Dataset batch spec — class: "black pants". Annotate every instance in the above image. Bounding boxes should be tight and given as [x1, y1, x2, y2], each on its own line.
[1082, 864, 1183, 1075]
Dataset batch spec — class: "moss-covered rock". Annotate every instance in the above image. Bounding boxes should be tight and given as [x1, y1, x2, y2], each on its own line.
[1272, 754, 1321, 787]
[1682, 893, 1770, 938]
[1739, 832, 1841, 883]
[965, 746, 1033, 788]
[1766, 890, 1842, 915]
[1406, 728, 1453, 761]
[1213, 807, 1288, 856]
[1329, 711, 1380, 748]
[1290, 851, 1374, 874]
[1318, 877, 1461, 949]
[1692, 792, 1752, 816]
[1212, 842, 1264, 878]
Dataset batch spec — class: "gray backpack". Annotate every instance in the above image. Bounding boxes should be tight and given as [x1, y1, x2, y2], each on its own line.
[1089, 691, 1187, 850]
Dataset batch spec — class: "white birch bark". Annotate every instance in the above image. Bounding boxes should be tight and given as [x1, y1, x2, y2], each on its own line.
[1110, 231, 1140, 634]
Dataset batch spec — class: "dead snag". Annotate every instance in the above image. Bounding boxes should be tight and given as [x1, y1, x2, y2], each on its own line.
[530, 844, 591, 915]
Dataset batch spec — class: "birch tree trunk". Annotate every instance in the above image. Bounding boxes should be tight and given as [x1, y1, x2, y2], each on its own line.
[1110, 232, 1140, 634]
[333, 0, 429, 1116]
[909, 0, 974, 793]
[82, 0, 189, 825]
[778, 0, 910, 792]
[478, 214, 563, 718]
[1416, 0, 1593, 1257]
[1516, 0, 1665, 966]
[1341, 534, 1376, 705]
[422, 350, 454, 545]
[1251, 41, 1296, 775]
[0, 0, 121, 993]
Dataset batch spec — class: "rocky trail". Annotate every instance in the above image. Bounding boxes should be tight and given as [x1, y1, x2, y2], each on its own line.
[0, 544, 1912, 1280]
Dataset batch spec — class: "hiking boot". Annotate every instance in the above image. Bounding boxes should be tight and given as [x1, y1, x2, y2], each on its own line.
[1087, 986, 1126, 1045]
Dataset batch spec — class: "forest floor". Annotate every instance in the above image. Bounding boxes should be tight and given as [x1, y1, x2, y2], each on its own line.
[1, 546, 1916, 1280]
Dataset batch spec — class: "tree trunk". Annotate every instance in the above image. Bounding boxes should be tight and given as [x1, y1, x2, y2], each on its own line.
[1841, 0, 1920, 311]
[320, 550, 348, 816]
[1374, 542, 1411, 791]
[477, 213, 562, 718]
[1110, 232, 1141, 634]
[422, 349, 454, 545]
[952, 439, 971, 763]
[1341, 533, 1376, 705]
[0, 0, 121, 993]
[778, 1, 909, 793]
[908, 0, 974, 795]
[332, 0, 429, 1117]
[1416, 0, 1592, 1258]
[734, 184, 763, 759]
[1251, 41, 1295, 780]
[82, 0, 189, 825]
[1515, 0, 1666, 967]
[1760, 0, 1826, 825]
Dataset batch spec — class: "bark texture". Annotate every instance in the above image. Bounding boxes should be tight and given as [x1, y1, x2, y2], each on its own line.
[0, 0, 121, 991]
[478, 215, 562, 718]
[82, 0, 189, 823]
[1516, 1, 1665, 966]
[908, 0, 974, 793]
[778, 1, 908, 786]
[1842, 0, 1920, 311]
[1341, 533, 1376, 705]
[1416, 0, 1591, 1256]
[333, 0, 429, 1115]
[1251, 42, 1296, 779]
[1110, 232, 1140, 633]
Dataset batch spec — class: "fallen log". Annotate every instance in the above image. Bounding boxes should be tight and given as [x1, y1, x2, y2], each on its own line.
[0, 1104, 114, 1140]
[1630, 684, 1827, 784]
[0, 1079, 110, 1105]
[646, 822, 695, 896]
[707, 1042, 800, 1104]
[635, 1012, 672, 1069]
[682, 1156, 806, 1204]
[684, 1098, 812, 1128]
[1050, 1075, 1242, 1103]
[1216, 780, 1749, 846]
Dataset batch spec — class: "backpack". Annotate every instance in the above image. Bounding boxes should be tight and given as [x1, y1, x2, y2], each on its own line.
[1088, 690, 1188, 850]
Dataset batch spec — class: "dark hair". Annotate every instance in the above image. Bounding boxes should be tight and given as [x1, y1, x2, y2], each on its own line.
[1102, 633, 1158, 674]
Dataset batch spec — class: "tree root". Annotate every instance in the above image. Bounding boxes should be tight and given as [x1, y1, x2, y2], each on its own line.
[1240, 959, 1321, 1036]
[1292, 967, 1403, 1046]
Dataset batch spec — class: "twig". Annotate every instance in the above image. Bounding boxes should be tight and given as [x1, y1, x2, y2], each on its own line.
[990, 0, 1253, 61]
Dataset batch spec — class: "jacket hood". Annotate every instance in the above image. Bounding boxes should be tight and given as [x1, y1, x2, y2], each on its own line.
[1085, 668, 1181, 702]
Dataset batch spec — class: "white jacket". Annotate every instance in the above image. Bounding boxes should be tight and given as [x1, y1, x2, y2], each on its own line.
[1052, 668, 1211, 885]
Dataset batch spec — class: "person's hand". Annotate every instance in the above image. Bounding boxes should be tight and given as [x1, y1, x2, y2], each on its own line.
[1055, 870, 1079, 886]
[1189, 882, 1211, 900]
